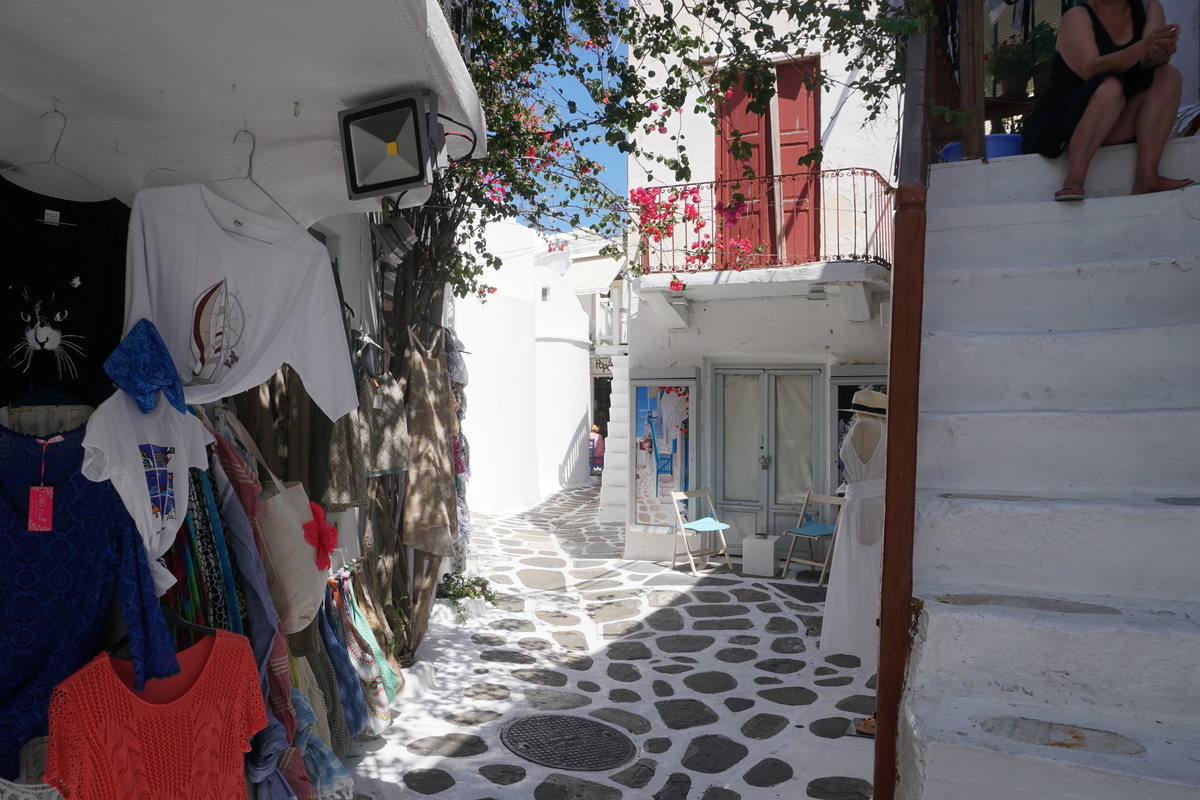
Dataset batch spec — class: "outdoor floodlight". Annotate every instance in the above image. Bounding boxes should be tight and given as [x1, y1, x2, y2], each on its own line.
[339, 91, 444, 201]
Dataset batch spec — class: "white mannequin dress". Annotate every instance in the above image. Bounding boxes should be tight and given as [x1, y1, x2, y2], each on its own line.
[820, 415, 887, 675]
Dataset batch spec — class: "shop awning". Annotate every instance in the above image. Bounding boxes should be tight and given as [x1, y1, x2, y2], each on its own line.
[0, 0, 486, 226]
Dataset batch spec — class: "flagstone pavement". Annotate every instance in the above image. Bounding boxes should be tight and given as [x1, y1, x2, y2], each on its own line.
[346, 479, 876, 799]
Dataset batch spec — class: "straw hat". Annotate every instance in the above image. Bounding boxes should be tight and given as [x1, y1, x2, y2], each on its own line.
[840, 389, 887, 417]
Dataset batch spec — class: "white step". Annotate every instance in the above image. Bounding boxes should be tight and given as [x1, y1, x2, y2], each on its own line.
[907, 593, 1200, 723]
[925, 187, 1200, 272]
[917, 409, 1200, 495]
[920, 324, 1200, 412]
[913, 491, 1200, 603]
[899, 695, 1200, 800]
[923, 254, 1200, 333]
[927, 135, 1200, 210]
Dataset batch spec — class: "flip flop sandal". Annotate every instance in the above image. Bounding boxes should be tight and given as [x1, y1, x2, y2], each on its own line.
[854, 717, 877, 737]
[1054, 186, 1085, 201]
[1148, 178, 1195, 193]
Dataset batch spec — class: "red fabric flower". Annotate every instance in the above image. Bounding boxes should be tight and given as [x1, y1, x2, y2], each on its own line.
[303, 502, 339, 571]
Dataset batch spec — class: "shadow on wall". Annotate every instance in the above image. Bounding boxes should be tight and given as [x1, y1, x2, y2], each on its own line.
[558, 412, 591, 489]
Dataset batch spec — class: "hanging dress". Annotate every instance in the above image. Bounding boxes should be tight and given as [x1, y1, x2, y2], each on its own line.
[820, 416, 887, 676]
[401, 327, 457, 557]
[1022, 0, 1152, 158]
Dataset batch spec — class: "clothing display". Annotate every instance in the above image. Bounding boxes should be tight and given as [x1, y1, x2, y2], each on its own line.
[0, 779, 61, 800]
[401, 327, 457, 557]
[81, 391, 213, 594]
[45, 631, 266, 800]
[1023, 0, 1152, 158]
[124, 184, 356, 420]
[102, 318, 187, 414]
[820, 415, 887, 675]
[0, 177, 129, 406]
[290, 689, 354, 800]
[0, 424, 178, 779]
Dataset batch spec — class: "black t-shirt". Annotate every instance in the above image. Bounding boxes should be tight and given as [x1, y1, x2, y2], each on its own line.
[0, 177, 130, 405]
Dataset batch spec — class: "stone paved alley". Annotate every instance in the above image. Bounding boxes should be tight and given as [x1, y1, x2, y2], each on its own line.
[347, 481, 876, 799]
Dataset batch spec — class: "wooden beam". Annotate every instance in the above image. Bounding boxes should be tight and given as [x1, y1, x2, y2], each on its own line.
[898, 29, 928, 185]
[960, 0, 987, 159]
[873, 181, 926, 800]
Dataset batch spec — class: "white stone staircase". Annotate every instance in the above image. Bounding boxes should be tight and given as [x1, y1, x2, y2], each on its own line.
[599, 354, 631, 524]
[899, 135, 1200, 800]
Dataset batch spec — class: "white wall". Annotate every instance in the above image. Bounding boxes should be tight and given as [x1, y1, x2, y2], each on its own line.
[453, 220, 591, 513]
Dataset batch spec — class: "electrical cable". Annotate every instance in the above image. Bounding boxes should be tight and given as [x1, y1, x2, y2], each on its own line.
[438, 113, 479, 160]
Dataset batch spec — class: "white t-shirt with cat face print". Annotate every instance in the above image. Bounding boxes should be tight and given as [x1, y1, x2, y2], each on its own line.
[124, 184, 356, 421]
[82, 390, 214, 595]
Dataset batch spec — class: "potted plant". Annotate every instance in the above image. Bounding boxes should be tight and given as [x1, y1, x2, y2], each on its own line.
[433, 572, 499, 624]
[1031, 22, 1057, 96]
[985, 32, 1035, 99]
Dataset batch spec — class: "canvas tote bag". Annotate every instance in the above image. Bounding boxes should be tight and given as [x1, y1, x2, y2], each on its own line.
[224, 411, 327, 633]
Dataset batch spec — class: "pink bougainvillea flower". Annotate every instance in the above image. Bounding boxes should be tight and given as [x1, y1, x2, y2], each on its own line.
[658, 126, 668, 134]
[649, 102, 659, 111]
[303, 502, 339, 571]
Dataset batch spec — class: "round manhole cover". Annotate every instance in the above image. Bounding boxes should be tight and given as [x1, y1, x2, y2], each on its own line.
[500, 714, 636, 771]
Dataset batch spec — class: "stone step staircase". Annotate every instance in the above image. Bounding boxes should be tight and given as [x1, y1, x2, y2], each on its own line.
[900, 135, 1200, 800]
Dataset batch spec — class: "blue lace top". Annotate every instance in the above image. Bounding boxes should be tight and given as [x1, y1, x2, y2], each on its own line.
[0, 424, 179, 779]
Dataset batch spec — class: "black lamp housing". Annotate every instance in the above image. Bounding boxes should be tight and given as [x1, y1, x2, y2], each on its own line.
[338, 90, 443, 201]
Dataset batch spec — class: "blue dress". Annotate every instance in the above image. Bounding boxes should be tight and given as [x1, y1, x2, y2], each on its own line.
[0, 424, 178, 779]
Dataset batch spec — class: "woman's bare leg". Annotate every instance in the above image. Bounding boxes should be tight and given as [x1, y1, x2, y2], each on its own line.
[1062, 76, 1127, 191]
[1129, 64, 1188, 193]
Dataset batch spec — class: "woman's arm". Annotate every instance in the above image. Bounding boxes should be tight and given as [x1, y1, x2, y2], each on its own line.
[1140, 0, 1178, 69]
[1056, 4, 1176, 79]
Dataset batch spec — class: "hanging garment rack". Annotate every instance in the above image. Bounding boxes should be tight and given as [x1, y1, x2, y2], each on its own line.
[202, 129, 299, 242]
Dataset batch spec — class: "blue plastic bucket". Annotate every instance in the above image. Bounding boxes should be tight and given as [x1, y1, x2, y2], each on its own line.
[940, 133, 1024, 162]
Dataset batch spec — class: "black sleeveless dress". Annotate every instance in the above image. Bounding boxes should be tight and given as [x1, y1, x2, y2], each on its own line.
[1022, 0, 1154, 157]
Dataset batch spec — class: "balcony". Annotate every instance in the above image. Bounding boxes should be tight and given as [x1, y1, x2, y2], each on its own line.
[636, 167, 894, 274]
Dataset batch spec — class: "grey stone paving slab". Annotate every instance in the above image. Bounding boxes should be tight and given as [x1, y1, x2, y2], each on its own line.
[464, 683, 511, 700]
[607, 663, 641, 682]
[809, 717, 852, 739]
[610, 758, 657, 789]
[533, 773, 623, 800]
[700, 788, 741, 800]
[537, 610, 583, 626]
[652, 680, 674, 697]
[404, 768, 455, 795]
[511, 668, 569, 686]
[835, 695, 877, 715]
[472, 633, 506, 646]
[518, 637, 554, 651]
[644, 737, 671, 754]
[816, 676, 854, 687]
[784, 601, 819, 613]
[548, 653, 594, 671]
[767, 582, 827, 603]
[645, 608, 685, 631]
[577, 579, 624, 591]
[694, 619, 754, 630]
[805, 776, 873, 799]
[624, 631, 656, 640]
[643, 575, 739, 586]
[764, 616, 799, 634]
[517, 569, 568, 590]
[727, 635, 760, 645]
[602, 620, 644, 639]
[480, 649, 537, 665]
[740, 713, 790, 739]
[755, 676, 784, 685]
[553, 630, 589, 651]
[866, 674, 877, 690]
[670, 656, 698, 663]
[480, 764, 527, 785]
[656, 635, 716, 653]
[730, 589, 771, 602]
[607, 641, 653, 660]
[682, 671, 738, 694]
[801, 616, 823, 636]
[495, 595, 526, 612]
[814, 667, 837, 676]
[683, 604, 750, 618]
[744, 757, 794, 787]
[724, 697, 755, 712]
[609, 688, 641, 703]
[647, 591, 691, 607]
[825, 654, 862, 668]
[589, 600, 641, 623]
[526, 689, 594, 710]
[578, 681, 601, 693]
[694, 591, 732, 602]
[758, 686, 818, 706]
[655, 698, 720, 729]
[520, 557, 568, 568]
[490, 618, 536, 632]
[652, 664, 693, 674]
[590, 707, 652, 734]
[445, 710, 503, 726]
[680, 734, 749, 773]
[652, 772, 691, 800]
[771, 637, 807, 654]
[584, 588, 643, 601]
[756, 602, 783, 613]
[755, 658, 806, 674]
[406, 733, 488, 757]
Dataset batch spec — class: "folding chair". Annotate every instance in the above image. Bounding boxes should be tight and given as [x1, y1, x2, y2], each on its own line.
[669, 488, 732, 576]
[779, 491, 844, 584]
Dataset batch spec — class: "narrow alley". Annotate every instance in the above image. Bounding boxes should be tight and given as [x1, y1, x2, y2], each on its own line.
[348, 480, 877, 799]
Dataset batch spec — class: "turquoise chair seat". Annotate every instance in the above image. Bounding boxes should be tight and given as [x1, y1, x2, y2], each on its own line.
[681, 516, 730, 533]
[784, 522, 835, 538]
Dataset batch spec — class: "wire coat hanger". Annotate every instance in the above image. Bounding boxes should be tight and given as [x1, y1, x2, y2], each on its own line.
[1, 106, 112, 200]
[204, 129, 299, 229]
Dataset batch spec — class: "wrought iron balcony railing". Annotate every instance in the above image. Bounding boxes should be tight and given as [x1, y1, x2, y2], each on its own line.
[636, 167, 893, 274]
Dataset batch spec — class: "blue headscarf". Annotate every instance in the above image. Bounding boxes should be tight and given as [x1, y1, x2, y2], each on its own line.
[103, 318, 187, 413]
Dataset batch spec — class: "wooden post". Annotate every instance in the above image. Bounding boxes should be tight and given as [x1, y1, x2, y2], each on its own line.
[872, 181, 926, 800]
[959, 0, 987, 159]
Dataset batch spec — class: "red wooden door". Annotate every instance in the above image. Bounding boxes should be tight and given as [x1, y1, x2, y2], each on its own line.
[715, 81, 773, 270]
[776, 59, 821, 263]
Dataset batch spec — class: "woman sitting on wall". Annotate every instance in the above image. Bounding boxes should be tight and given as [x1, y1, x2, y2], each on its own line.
[1022, 0, 1193, 200]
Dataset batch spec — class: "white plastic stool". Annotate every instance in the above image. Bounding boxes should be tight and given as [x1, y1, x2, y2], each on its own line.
[741, 535, 781, 577]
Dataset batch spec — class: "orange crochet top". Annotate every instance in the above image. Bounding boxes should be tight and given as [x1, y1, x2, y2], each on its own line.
[44, 630, 266, 799]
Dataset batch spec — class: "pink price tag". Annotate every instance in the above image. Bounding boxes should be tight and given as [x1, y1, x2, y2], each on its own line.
[28, 486, 53, 531]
